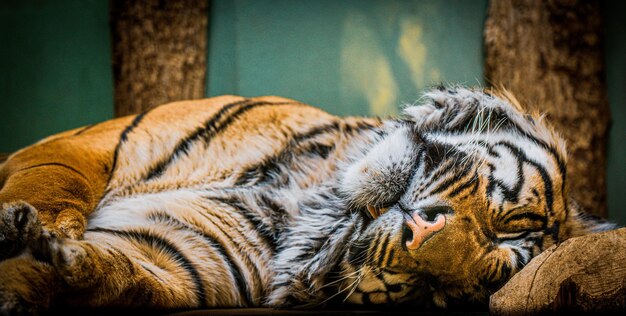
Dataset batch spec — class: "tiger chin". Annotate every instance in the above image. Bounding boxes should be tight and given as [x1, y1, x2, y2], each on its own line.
[0, 87, 614, 314]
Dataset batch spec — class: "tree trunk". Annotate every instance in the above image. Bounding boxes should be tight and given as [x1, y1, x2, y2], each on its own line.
[110, 0, 208, 117]
[484, 0, 610, 217]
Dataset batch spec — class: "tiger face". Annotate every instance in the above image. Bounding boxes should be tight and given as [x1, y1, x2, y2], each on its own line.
[336, 88, 612, 307]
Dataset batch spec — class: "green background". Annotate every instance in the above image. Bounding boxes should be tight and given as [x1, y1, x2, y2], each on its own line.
[0, 0, 624, 225]
[0, 0, 113, 150]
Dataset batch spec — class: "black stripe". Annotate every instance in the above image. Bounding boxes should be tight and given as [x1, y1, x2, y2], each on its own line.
[361, 292, 372, 305]
[192, 208, 262, 305]
[87, 227, 207, 306]
[143, 98, 250, 180]
[422, 142, 463, 178]
[441, 104, 567, 204]
[502, 212, 547, 226]
[509, 248, 526, 268]
[384, 248, 395, 268]
[144, 100, 297, 181]
[15, 162, 89, 183]
[365, 231, 383, 266]
[496, 141, 555, 216]
[235, 122, 340, 185]
[376, 234, 390, 267]
[447, 171, 479, 198]
[485, 144, 526, 206]
[140, 263, 166, 284]
[290, 217, 353, 264]
[292, 249, 315, 263]
[210, 196, 277, 251]
[508, 120, 567, 191]
[235, 121, 368, 186]
[443, 107, 460, 126]
[431, 158, 473, 195]
[381, 275, 403, 293]
[72, 124, 96, 136]
[105, 110, 151, 190]
[144, 211, 253, 306]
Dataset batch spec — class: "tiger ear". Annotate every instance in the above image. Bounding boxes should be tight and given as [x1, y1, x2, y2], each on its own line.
[403, 87, 517, 133]
[560, 198, 617, 240]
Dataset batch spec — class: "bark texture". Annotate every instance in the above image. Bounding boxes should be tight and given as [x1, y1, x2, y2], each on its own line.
[110, 0, 208, 117]
[484, 0, 610, 217]
[490, 228, 626, 314]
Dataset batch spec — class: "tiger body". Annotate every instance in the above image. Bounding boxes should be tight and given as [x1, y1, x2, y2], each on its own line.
[0, 89, 613, 313]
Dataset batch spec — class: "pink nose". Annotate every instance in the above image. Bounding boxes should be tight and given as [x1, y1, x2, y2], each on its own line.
[403, 210, 446, 250]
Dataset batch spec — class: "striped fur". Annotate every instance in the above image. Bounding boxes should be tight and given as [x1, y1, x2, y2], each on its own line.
[0, 89, 614, 313]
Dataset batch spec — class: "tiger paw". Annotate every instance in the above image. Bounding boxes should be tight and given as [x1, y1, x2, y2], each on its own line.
[0, 201, 44, 261]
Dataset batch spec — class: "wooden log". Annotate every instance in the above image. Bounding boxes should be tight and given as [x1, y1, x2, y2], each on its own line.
[484, 0, 611, 217]
[490, 228, 626, 314]
[110, 0, 208, 117]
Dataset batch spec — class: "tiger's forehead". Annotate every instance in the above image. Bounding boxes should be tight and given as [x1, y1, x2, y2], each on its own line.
[401, 87, 568, 172]
[421, 130, 563, 178]
[405, 129, 566, 220]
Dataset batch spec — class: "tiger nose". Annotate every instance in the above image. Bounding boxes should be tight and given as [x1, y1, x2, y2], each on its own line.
[402, 208, 447, 250]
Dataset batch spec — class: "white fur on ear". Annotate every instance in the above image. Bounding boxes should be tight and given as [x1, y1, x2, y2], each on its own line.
[340, 127, 418, 208]
[402, 88, 521, 134]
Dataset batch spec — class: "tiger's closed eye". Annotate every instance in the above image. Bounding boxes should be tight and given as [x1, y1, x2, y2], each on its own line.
[492, 206, 546, 234]
[495, 231, 530, 241]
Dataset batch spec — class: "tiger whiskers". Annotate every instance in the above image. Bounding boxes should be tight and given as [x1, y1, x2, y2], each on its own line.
[342, 267, 368, 303]
[340, 268, 366, 304]
[316, 268, 364, 306]
[318, 269, 361, 289]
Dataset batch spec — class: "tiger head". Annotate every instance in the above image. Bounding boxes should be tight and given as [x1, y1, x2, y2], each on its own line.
[337, 87, 614, 307]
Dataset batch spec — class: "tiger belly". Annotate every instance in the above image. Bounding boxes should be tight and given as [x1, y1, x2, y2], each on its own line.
[85, 189, 274, 307]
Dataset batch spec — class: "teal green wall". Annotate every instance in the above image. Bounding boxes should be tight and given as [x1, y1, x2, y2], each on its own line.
[208, 0, 488, 116]
[0, 0, 113, 153]
[604, 1, 626, 226]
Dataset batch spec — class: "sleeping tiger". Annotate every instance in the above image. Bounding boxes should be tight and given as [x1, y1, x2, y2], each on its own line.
[0, 87, 614, 314]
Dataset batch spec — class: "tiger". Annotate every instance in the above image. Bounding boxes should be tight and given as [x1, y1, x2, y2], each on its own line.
[0, 87, 614, 314]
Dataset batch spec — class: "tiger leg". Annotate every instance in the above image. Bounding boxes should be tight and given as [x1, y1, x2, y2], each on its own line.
[0, 144, 112, 260]
[45, 238, 162, 307]
[0, 205, 198, 312]
[0, 163, 95, 243]
[45, 236, 202, 309]
[0, 202, 63, 315]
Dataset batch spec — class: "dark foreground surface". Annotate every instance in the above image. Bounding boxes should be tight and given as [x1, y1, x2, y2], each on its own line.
[46, 306, 490, 316]
[168, 308, 488, 316]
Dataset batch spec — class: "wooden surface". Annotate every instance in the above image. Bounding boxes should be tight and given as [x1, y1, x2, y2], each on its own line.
[490, 228, 626, 314]
[110, 0, 208, 116]
[484, 0, 610, 217]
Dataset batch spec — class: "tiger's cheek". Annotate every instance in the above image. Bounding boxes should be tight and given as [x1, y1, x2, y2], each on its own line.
[409, 214, 485, 281]
[408, 193, 492, 284]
